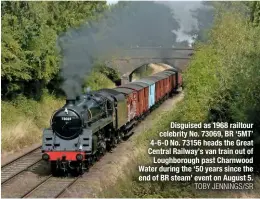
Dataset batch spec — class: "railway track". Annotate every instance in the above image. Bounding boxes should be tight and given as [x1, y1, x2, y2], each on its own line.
[1, 146, 42, 184]
[21, 175, 80, 198]
[2, 137, 125, 198]
[1, 145, 80, 198]
[2, 171, 80, 198]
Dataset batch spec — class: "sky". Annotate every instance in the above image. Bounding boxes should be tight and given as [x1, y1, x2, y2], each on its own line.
[106, 0, 118, 5]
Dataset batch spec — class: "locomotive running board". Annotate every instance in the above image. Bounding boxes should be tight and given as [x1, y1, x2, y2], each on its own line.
[125, 120, 137, 131]
[123, 120, 137, 137]
[124, 128, 135, 138]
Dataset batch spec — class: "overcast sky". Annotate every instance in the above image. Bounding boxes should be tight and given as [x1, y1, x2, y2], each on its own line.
[106, 0, 118, 5]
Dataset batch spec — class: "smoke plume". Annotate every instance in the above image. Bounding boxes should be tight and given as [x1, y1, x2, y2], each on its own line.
[58, 1, 214, 98]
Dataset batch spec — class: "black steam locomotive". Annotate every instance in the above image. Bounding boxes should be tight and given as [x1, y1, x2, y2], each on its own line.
[42, 89, 133, 174]
[42, 68, 182, 175]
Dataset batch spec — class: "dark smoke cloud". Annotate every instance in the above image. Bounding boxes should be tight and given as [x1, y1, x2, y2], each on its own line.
[61, 78, 82, 100]
[58, 1, 214, 99]
[158, 1, 214, 44]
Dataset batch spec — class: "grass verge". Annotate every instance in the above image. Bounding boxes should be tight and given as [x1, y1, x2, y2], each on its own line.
[1, 93, 64, 153]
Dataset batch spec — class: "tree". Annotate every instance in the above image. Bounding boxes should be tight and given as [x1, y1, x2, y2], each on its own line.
[1, 1, 108, 99]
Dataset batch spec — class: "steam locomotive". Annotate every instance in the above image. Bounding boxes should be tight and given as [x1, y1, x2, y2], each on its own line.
[41, 68, 182, 175]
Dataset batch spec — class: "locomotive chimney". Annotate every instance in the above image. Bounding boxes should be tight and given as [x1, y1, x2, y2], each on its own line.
[66, 98, 76, 105]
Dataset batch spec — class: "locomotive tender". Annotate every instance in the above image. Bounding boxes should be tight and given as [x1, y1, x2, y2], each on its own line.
[42, 68, 182, 174]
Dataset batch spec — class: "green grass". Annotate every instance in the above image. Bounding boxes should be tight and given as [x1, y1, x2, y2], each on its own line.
[83, 71, 115, 91]
[101, 99, 260, 198]
[132, 65, 154, 81]
[101, 100, 202, 198]
[1, 92, 64, 152]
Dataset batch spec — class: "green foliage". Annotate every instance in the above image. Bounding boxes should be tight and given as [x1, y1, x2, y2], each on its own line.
[132, 64, 153, 81]
[1, 90, 64, 151]
[183, 3, 260, 126]
[246, 1, 260, 25]
[93, 63, 121, 82]
[83, 71, 115, 91]
[1, 1, 108, 99]
[82, 63, 120, 91]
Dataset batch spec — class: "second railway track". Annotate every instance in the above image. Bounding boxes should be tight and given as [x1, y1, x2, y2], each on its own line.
[2, 171, 79, 198]
[1, 136, 127, 198]
[1, 146, 42, 184]
[1, 146, 80, 198]
[21, 175, 80, 198]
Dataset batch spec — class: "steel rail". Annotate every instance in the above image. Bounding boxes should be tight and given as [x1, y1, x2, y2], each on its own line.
[1, 145, 41, 168]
